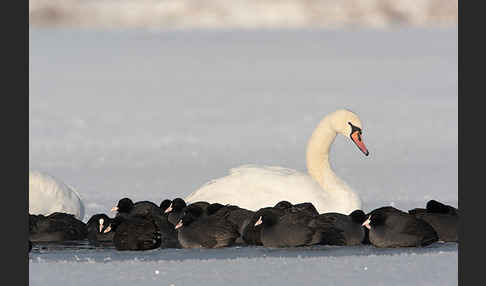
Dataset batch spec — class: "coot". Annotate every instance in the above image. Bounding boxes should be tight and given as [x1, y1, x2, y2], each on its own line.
[86, 213, 115, 245]
[364, 207, 438, 248]
[408, 200, 458, 242]
[29, 212, 87, 242]
[175, 206, 239, 248]
[111, 214, 161, 251]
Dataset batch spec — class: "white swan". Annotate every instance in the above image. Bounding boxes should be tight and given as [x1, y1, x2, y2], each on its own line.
[29, 170, 85, 220]
[185, 109, 369, 215]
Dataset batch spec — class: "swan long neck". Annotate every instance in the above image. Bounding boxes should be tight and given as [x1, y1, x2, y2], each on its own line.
[306, 116, 347, 192]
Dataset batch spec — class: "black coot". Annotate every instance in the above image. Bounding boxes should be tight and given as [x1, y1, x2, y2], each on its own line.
[187, 201, 211, 211]
[29, 212, 88, 242]
[242, 202, 318, 246]
[174, 206, 239, 248]
[408, 200, 458, 242]
[273, 201, 293, 211]
[182, 201, 211, 219]
[409, 200, 458, 216]
[157, 199, 182, 248]
[111, 214, 162, 251]
[164, 198, 188, 226]
[274, 201, 319, 217]
[312, 210, 368, 246]
[112, 198, 162, 218]
[241, 207, 286, 246]
[255, 209, 323, 247]
[166, 200, 211, 226]
[205, 203, 226, 215]
[86, 214, 115, 245]
[364, 206, 439, 248]
[160, 199, 172, 213]
[367, 206, 407, 215]
[206, 203, 255, 243]
[111, 197, 166, 234]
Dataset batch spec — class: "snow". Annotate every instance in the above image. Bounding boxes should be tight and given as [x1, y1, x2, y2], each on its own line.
[29, 27, 457, 285]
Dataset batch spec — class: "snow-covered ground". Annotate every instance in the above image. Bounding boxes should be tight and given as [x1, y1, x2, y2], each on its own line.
[29, 27, 457, 285]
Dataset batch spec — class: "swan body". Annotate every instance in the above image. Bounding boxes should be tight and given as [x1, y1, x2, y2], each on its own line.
[185, 109, 369, 215]
[29, 170, 85, 221]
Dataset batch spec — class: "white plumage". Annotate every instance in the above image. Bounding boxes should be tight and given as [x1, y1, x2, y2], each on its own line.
[185, 109, 369, 215]
[29, 170, 85, 220]
[186, 165, 331, 211]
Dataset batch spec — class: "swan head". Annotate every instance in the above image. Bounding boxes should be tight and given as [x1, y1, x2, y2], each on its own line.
[331, 109, 369, 156]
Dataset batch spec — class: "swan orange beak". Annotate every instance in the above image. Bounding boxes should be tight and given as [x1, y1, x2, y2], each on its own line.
[351, 131, 369, 156]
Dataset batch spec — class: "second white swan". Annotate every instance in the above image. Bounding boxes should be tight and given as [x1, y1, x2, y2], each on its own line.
[185, 109, 369, 215]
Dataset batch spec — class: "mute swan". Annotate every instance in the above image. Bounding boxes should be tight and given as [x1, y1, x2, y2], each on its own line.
[185, 109, 369, 215]
[29, 170, 85, 220]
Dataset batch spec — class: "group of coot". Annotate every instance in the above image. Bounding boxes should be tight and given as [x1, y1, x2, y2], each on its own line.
[29, 198, 458, 252]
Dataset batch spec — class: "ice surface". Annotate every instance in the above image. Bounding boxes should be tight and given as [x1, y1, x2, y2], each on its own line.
[30, 243, 458, 286]
[29, 28, 457, 285]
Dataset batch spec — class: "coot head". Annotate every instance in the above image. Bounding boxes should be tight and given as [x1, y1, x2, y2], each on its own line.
[165, 198, 187, 214]
[160, 199, 172, 213]
[292, 202, 319, 216]
[349, 210, 367, 224]
[274, 201, 292, 210]
[188, 201, 211, 210]
[362, 212, 387, 230]
[183, 204, 205, 218]
[254, 210, 280, 228]
[206, 203, 225, 215]
[111, 198, 134, 213]
[426, 200, 457, 215]
[174, 212, 197, 229]
[87, 213, 114, 233]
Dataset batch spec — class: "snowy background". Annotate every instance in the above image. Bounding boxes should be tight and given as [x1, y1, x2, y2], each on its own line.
[29, 27, 457, 285]
[29, 0, 457, 29]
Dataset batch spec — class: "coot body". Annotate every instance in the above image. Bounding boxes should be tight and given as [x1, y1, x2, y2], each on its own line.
[408, 200, 458, 242]
[175, 206, 239, 249]
[29, 212, 87, 242]
[256, 209, 322, 247]
[365, 207, 438, 248]
[313, 210, 367, 246]
[111, 214, 161, 251]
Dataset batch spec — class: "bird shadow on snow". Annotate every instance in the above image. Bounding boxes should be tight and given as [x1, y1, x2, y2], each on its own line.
[30, 241, 457, 263]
